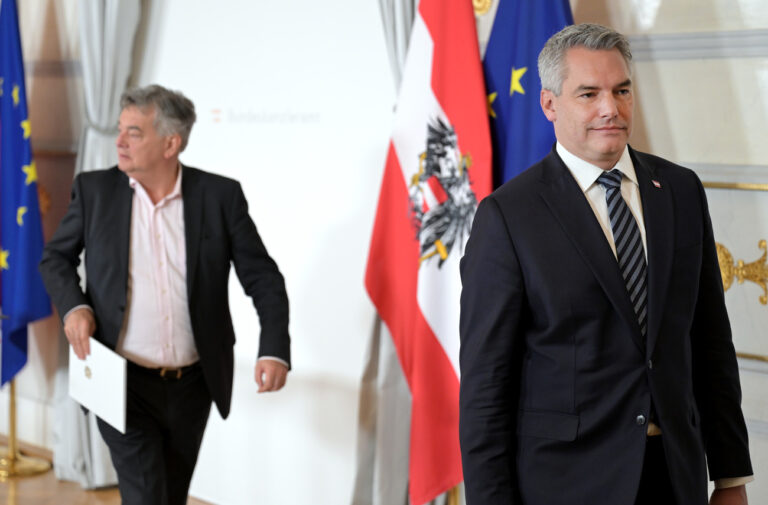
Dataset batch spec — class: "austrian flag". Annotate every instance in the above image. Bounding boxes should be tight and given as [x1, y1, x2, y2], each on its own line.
[365, 0, 492, 503]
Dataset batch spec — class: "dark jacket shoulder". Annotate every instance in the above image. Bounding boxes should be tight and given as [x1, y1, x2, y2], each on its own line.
[75, 166, 127, 187]
[182, 165, 241, 188]
[629, 148, 702, 188]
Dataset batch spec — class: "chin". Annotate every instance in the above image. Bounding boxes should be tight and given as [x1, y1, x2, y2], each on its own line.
[596, 140, 626, 157]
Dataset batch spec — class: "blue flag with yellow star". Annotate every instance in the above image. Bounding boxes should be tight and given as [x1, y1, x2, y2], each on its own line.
[483, 0, 572, 186]
[1, 0, 52, 385]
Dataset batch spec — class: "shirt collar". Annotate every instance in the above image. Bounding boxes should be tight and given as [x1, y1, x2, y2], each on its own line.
[128, 163, 183, 205]
[556, 142, 637, 193]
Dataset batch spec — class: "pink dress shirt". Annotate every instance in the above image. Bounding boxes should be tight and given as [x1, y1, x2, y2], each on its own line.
[115, 169, 198, 368]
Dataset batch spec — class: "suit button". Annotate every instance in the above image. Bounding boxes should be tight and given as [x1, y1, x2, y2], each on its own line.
[636, 415, 646, 426]
[647, 359, 653, 370]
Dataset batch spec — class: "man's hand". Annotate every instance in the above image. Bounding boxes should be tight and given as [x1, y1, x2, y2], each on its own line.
[64, 308, 96, 360]
[711, 485, 748, 505]
[254, 359, 288, 393]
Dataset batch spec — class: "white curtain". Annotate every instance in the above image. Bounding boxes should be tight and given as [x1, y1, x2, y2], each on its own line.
[351, 320, 412, 505]
[53, 0, 141, 488]
[377, 0, 417, 92]
[351, 2, 417, 504]
[76, 0, 141, 174]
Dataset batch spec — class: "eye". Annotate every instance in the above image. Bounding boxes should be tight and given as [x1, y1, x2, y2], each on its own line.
[579, 92, 595, 99]
[617, 89, 631, 96]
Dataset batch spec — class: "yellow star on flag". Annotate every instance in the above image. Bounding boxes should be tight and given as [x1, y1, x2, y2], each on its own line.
[21, 118, 31, 138]
[0, 249, 9, 270]
[510, 67, 527, 96]
[487, 92, 498, 118]
[12, 84, 20, 105]
[17, 207, 28, 226]
[22, 161, 37, 185]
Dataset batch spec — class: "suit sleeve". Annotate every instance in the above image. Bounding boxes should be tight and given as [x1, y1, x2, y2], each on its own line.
[689, 175, 752, 480]
[39, 174, 90, 319]
[226, 182, 291, 367]
[459, 197, 525, 504]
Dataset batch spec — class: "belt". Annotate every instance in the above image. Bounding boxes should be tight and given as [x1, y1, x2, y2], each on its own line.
[647, 422, 663, 437]
[128, 360, 200, 380]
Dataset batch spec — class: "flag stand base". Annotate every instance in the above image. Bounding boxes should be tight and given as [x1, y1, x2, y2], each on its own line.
[0, 379, 52, 480]
[0, 449, 52, 480]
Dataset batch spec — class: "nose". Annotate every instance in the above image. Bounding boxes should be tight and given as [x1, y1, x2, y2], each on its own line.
[115, 131, 126, 148]
[598, 94, 619, 119]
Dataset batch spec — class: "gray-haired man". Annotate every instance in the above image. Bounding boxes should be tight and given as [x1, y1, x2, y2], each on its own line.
[40, 84, 291, 505]
[459, 24, 752, 505]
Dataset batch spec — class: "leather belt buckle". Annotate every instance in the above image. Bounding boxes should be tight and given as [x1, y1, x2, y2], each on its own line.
[159, 367, 183, 379]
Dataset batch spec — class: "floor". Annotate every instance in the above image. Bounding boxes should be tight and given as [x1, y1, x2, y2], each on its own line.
[0, 436, 212, 505]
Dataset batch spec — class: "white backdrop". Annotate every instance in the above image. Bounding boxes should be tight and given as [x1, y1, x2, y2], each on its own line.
[130, 1, 394, 503]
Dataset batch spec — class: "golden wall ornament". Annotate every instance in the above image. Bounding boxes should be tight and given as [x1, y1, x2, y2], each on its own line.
[716, 240, 768, 305]
[473, 0, 492, 16]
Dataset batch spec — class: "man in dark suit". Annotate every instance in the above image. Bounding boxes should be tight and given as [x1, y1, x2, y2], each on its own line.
[459, 24, 752, 505]
[39, 84, 290, 505]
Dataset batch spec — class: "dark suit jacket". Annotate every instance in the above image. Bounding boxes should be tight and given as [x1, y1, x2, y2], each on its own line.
[39, 165, 290, 419]
[459, 147, 752, 505]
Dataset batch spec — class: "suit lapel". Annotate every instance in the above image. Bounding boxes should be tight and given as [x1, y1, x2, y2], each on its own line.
[111, 169, 133, 309]
[182, 165, 203, 299]
[539, 151, 645, 353]
[631, 149, 674, 358]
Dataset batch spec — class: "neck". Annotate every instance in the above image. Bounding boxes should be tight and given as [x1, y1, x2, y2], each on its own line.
[135, 161, 180, 204]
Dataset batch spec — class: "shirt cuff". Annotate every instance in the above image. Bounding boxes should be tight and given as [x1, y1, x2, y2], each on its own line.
[714, 476, 754, 489]
[63, 304, 93, 323]
[257, 356, 289, 369]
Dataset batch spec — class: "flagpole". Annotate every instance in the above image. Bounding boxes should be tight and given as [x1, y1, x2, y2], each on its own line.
[0, 313, 52, 479]
[448, 485, 460, 505]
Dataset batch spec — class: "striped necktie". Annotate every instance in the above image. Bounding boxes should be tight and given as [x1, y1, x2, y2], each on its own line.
[597, 169, 648, 337]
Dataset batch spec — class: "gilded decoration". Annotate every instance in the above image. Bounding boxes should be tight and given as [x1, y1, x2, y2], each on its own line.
[473, 0, 491, 16]
[716, 240, 768, 305]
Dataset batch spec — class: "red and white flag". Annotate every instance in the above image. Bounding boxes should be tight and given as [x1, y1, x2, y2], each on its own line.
[364, 0, 491, 502]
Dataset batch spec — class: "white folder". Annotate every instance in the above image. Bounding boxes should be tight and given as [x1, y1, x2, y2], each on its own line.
[69, 337, 127, 434]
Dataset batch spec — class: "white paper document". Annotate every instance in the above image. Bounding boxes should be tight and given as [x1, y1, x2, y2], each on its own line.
[69, 337, 127, 433]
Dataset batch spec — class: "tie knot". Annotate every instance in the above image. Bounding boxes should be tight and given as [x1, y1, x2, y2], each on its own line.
[597, 169, 623, 190]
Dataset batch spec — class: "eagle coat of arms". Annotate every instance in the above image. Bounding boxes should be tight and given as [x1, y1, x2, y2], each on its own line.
[408, 118, 479, 268]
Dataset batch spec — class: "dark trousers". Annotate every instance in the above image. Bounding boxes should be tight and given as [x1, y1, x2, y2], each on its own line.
[634, 436, 677, 505]
[97, 361, 212, 505]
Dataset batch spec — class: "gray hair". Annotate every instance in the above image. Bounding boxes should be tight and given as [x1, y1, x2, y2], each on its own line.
[538, 23, 632, 96]
[120, 84, 197, 151]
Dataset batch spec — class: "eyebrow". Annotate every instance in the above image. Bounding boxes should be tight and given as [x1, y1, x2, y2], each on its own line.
[118, 124, 143, 133]
[574, 79, 632, 93]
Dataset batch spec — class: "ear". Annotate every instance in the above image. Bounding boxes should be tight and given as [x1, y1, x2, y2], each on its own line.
[164, 134, 182, 158]
[540, 89, 557, 122]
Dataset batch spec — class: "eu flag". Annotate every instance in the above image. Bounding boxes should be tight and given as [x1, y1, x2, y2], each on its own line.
[1, 0, 52, 385]
[483, 0, 573, 186]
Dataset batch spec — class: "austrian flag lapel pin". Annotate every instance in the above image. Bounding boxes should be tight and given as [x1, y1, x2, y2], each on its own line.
[652, 179, 662, 189]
